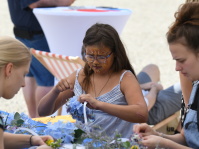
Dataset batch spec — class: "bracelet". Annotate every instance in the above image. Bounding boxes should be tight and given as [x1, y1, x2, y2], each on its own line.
[29, 135, 34, 146]
[159, 132, 165, 138]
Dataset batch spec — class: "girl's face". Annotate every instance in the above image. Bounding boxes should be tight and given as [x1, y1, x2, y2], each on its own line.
[3, 62, 30, 99]
[85, 45, 114, 74]
[169, 43, 199, 81]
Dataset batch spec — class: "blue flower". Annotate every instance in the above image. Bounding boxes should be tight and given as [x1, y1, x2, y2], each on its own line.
[67, 96, 95, 123]
[0, 110, 78, 144]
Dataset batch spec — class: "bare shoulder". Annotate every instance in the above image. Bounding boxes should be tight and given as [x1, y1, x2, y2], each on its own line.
[122, 70, 136, 80]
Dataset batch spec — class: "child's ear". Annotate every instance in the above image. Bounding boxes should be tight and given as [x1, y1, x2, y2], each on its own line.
[4, 63, 13, 78]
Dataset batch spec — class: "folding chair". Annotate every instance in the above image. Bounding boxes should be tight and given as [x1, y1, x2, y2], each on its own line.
[152, 110, 180, 134]
[30, 48, 85, 115]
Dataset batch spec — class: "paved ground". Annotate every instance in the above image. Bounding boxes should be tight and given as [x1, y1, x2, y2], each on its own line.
[0, 0, 184, 115]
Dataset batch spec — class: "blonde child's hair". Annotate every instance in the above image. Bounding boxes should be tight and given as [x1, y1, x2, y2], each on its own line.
[0, 36, 31, 69]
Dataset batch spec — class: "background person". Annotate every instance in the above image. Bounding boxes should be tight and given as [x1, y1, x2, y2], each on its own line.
[7, 0, 75, 118]
[137, 64, 182, 125]
[0, 36, 52, 149]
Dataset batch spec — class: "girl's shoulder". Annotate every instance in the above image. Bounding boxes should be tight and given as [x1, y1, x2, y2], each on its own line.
[120, 69, 134, 76]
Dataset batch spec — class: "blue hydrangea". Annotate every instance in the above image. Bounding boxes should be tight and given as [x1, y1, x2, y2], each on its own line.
[44, 120, 77, 143]
[0, 110, 78, 144]
[67, 96, 95, 123]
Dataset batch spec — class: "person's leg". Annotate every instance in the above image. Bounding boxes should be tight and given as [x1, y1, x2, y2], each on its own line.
[137, 64, 160, 83]
[23, 78, 53, 118]
[35, 86, 53, 115]
[22, 77, 37, 118]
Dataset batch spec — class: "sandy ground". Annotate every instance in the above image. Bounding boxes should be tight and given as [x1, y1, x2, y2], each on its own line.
[0, 0, 185, 115]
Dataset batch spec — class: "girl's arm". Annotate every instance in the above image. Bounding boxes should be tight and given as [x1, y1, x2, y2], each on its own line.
[38, 72, 76, 116]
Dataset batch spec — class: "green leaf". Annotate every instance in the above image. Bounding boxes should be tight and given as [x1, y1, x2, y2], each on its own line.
[14, 112, 21, 120]
[122, 141, 131, 148]
[16, 119, 24, 127]
[11, 120, 17, 126]
[73, 129, 85, 143]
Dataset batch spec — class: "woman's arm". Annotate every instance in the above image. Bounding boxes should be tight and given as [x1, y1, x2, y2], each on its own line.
[133, 124, 188, 148]
[157, 129, 187, 145]
[29, 0, 75, 9]
[142, 134, 190, 149]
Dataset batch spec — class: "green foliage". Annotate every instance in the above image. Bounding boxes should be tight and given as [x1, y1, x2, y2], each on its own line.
[73, 128, 85, 144]
[11, 112, 24, 127]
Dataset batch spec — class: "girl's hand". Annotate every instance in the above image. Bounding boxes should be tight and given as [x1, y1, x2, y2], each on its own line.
[78, 94, 100, 109]
[54, 78, 73, 92]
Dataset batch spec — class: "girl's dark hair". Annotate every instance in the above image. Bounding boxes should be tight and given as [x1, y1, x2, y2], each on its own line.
[82, 23, 136, 92]
[167, 2, 199, 55]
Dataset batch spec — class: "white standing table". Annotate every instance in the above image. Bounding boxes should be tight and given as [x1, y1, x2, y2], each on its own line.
[33, 6, 132, 57]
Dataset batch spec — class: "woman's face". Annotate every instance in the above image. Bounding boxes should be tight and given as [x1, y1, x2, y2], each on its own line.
[169, 43, 199, 81]
[85, 45, 114, 74]
[3, 62, 30, 99]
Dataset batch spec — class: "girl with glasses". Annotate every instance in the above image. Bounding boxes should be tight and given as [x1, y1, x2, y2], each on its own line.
[38, 23, 148, 138]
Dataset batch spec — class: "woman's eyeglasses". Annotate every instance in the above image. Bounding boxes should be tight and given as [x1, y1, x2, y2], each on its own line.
[85, 52, 112, 63]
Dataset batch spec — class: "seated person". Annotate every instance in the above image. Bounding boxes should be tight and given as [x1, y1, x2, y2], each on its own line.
[137, 64, 182, 125]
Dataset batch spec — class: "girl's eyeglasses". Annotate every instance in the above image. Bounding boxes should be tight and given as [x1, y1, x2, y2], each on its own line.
[85, 52, 112, 63]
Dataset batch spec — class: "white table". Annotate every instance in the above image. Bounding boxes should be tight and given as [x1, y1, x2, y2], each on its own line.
[33, 6, 132, 57]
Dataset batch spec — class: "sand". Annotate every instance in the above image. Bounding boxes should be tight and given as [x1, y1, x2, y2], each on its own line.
[0, 0, 185, 114]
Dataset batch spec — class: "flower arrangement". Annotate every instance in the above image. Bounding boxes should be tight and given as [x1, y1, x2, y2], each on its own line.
[0, 95, 148, 149]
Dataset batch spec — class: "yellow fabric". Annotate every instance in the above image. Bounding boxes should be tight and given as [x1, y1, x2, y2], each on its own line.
[33, 115, 76, 124]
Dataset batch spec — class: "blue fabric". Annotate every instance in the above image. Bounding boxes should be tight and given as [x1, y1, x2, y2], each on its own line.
[7, 0, 41, 31]
[72, 69, 135, 138]
[16, 34, 54, 86]
[183, 81, 199, 148]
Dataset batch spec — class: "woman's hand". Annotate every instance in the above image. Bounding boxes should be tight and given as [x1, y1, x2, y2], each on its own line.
[54, 78, 73, 93]
[141, 135, 163, 149]
[133, 123, 158, 137]
[78, 94, 101, 109]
